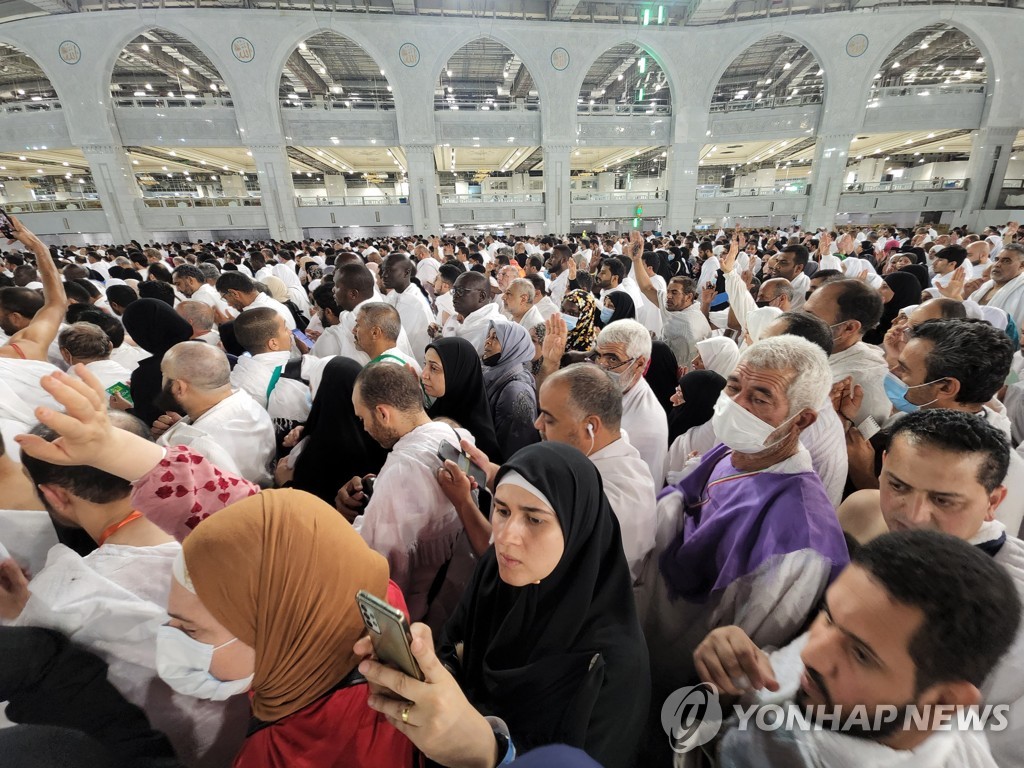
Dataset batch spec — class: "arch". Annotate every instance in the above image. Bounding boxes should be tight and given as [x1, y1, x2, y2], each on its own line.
[708, 34, 826, 113]
[434, 37, 540, 111]
[575, 42, 674, 115]
[279, 31, 394, 109]
[864, 22, 988, 99]
[109, 29, 231, 102]
[0, 41, 63, 107]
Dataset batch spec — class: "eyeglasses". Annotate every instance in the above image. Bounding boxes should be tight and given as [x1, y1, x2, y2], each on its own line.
[595, 353, 635, 371]
[452, 287, 481, 298]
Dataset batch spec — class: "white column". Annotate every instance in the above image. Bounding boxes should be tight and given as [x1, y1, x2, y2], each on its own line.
[958, 127, 1019, 219]
[543, 144, 572, 234]
[404, 144, 440, 235]
[249, 144, 302, 241]
[805, 133, 855, 229]
[80, 144, 148, 243]
[665, 142, 701, 230]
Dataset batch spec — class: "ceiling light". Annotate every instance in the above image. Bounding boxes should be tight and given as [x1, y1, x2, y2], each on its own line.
[222, 165, 228, 170]
[35, 169, 43, 174]
[617, 74, 624, 81]
[181, 67, 189, 75]
[168, 91, 175, 97]
[184, 94, 196, 100]
[765, 78, 772, 85]
[319, 66, 326, 75]
[447, 86, 453, 93]
[246, 151, 253, 156]
[446, 69, 452, 77]
[816, 68, 823, 76]
[977, 57, 984, 64]
[210, 83, 218, 92]
[132, 160, 139, 165]
[16, 88, 25, 95]
[162, 165, 168, 170]
[62, 162, 69, 166]
[892, 62, 901, 69]
[145, 83, 152, 90]
[134, 90, 145, 97]
[783, 62, 791, 70]
[298, 42, 307, 51]
[18, 156, 25, 160]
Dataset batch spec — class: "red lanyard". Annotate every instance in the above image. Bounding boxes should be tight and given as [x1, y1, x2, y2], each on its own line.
[98, 511, 143, 546]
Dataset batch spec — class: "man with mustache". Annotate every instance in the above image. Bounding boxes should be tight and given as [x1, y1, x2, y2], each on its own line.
[695, 411, 1024, 766]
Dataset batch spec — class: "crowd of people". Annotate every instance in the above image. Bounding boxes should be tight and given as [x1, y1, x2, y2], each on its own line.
[0, 214, 1022, 768]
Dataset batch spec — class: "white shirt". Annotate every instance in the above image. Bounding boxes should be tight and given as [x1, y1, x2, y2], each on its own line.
[516, 305, 545, 331]
[247, 291, 296, 331]
[548, 270, 571, 306]
[800, 399, 848, 509]
[353, 422, 470, 622]
[658, 298, 712, 376]
[621, 377, 669, 490]
[3, 541, 246, 768]
[191, 282, 233, 317]
[435, 290, 456, 326]
[534, 296, 560, 321]
[416, 257, 441, 287]
[386, 284, 434, 365]
[590, 434, 657, 583]
[829, 342, 892, 426]
[158, 390, 275, 487]
[80, 359, 131, 392]
[229, 351, 311, 422]
[109, 342, 150, 374]
[789, 272, 811, 311]
[970, 260, 991, 280]
[442, 302, 503, 354]
[969, 272, 1024, 332]
[369, 346, 422, 377]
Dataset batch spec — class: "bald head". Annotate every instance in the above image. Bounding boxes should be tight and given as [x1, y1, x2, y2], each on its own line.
[967, 240, 991, 265]
[175, 300, 215, 336]
[162, 342, 231, 391]
[910, 298, 967, 327]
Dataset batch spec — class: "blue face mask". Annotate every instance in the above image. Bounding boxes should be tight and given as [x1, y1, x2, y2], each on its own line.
[599, 306, 614, 324]
[562, 314, 579, 332]
[883, 371, 942, 414]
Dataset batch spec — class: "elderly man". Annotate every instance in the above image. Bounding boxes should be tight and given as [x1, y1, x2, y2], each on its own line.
[413, 240, 441, 293]
[525, 273, 559, 321]
[502, 278, 544, 330]
[381, 253, 433, 365]
[154, 342, 275, 486]
[835, 410, 1024, 767]
[175, 300, 220, 346]
[535, 363, 657, 583]
[441, 271, 502, 353]
[57, 322, 130, 393]
[968, 242, 1024, 330]
[595, 319, 669, 489]
[693, 530, 1017, 768]
[639, 335, 849, 723]
[353, 302, 420, 374]
[336, 363, 469, 623]
[804, 279, 889, 428]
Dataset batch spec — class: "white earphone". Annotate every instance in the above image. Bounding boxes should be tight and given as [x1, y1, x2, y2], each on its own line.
[586, 423, 594, 437]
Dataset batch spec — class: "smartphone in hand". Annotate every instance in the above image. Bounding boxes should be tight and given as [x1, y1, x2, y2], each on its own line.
[356, 590, 425, 681]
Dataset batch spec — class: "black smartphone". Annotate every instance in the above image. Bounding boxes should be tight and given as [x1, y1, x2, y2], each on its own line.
[356, 590, 425, 681]
[0, 208, 14, 239]
[437, 440, 488, 487]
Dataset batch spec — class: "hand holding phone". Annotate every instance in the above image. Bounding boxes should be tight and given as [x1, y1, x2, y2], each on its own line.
[0, 208, 15, 240]
[356, 590, 425, 681]
[437, 441, 487, 488]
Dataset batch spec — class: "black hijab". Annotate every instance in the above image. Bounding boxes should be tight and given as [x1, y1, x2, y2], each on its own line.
[644, 340, 679, 413]
[898, 263, 930, 294]
[668, 369, 726, 443]
[425, 336, 503, 462]
[864, 272, 921, 345]
[598, 291, 635, 328]
[439, 443, 649, 768]
[291, 357, 389, 504]
[121, 299, 193, 427]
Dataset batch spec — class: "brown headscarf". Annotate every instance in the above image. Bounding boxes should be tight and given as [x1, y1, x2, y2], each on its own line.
[182, 489, 389, 722]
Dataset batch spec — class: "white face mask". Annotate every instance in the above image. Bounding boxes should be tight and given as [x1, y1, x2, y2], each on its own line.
[710, 392, 798, 455]
[156, 625, 253, 700]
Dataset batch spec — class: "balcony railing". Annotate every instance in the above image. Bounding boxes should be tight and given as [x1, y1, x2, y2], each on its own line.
[295, 195, 409, 206]
[709, 93, 822, 113]
[845, 179, 967, 193]
[438, 193, 544, 205]
[866, 83, 986, 105]
[1000, 179, 1024, 190]
[5, 198, 102, 212]
[281, 97, 396, 112]
[0, 98, 62, 114]
[697, 186, 807, 199]
[570, 190, 666, 202]
[114, 96, 235, 109]
[435, 100, 540, 112]
[141, 196, 261, 208]
[575, 103, 672, 116]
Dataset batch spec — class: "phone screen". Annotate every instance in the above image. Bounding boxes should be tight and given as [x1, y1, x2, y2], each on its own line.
[292, 328, 314, 348]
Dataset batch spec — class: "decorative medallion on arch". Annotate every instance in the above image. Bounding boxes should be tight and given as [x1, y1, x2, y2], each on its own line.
[551, 47, 570, 72]
[58, 41, 81, 66]
[399, 43, 420, 68]
[231, 38, 255, 63]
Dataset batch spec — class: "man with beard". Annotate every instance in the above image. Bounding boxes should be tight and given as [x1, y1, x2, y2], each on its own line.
[153, 341, 275, 487]
[967, 242, 1024, 331]
[336, 363, 470, 623]
[381, 252, 433, 365]
[544, 243, 573, 305]
[691, 530, 1018, 767]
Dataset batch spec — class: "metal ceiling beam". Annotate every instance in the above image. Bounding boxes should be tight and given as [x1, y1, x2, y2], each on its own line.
[20, 0, 78, 13]
[126, 48, 210, 91]
[391, 0, 416, 12]
[548, 0, 580, 20]
[284, 50, 330, 94]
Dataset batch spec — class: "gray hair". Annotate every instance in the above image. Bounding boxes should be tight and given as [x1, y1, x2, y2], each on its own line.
[175, 300, 215, 332]
[357, 302, 402, 342]
[546, 363, 622, 430]
[58, 322, 112, 361]
[162, 341, 231, 391]
[596, 318, 652, 361]
[197, 262, 221, 282]
[739, 335, 832, 416]
[762, 278, 796, 303]
[507, 278, 534, 298]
